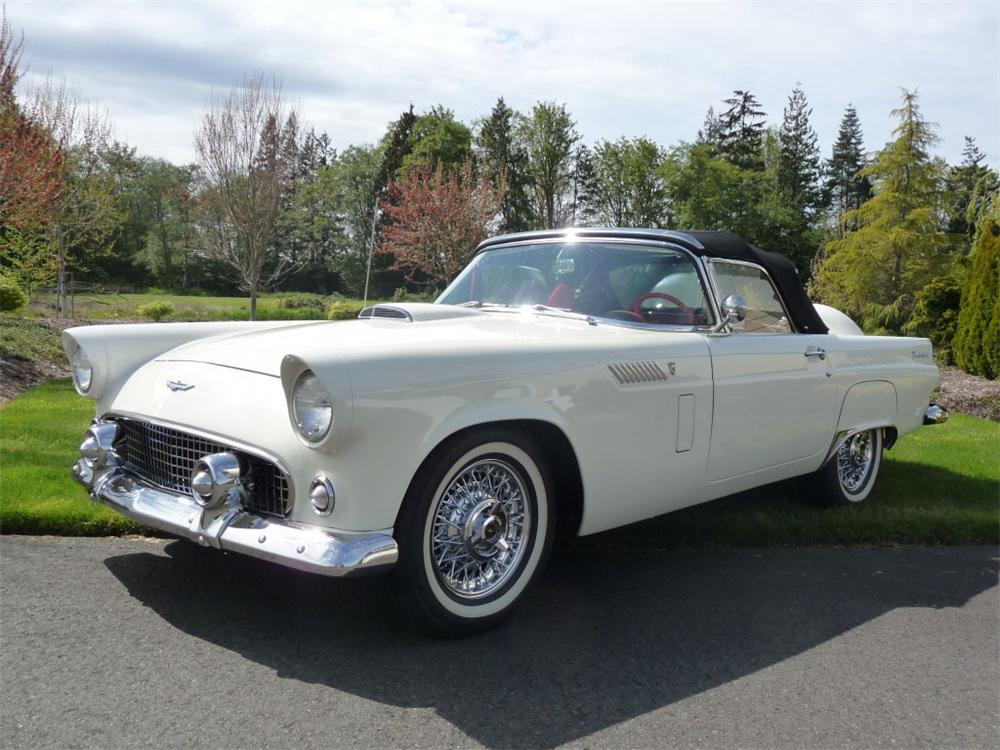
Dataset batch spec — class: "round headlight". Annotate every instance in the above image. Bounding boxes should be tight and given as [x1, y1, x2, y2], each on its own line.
[71, 346, 93, 393]
[292, 370, 333, 442]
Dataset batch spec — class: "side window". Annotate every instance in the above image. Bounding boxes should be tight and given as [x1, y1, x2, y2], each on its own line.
[712, 262, 792, 333]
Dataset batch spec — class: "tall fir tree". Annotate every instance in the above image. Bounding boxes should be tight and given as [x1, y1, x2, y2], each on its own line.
[776, 85, 822, 215]
[718, 90, 766, 172]
[825, 104, 872, 232]
[475, 97, 534, 232]
[946, 135, 994, 237]
[811, 90, 956, 333]
[696, 106, 724, 154]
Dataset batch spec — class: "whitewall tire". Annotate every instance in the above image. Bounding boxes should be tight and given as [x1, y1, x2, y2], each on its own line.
[815, 427, 883, 505]
[386, 427, 555, 635]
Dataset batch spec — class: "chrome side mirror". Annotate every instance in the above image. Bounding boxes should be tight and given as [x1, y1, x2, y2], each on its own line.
[713, 294, 748, 332]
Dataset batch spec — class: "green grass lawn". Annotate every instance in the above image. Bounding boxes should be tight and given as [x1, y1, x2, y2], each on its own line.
[1, 378, 998, 544]
[27, 291, 364, 322]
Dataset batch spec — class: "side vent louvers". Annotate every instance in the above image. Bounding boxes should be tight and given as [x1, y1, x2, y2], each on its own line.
[608, 361, 669, 385]
[358, 305, 413, 321]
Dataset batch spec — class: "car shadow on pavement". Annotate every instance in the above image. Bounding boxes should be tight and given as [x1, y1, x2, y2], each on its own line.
[103, 538, 997, 748]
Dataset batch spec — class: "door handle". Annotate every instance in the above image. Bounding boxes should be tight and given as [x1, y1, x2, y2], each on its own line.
[804, 347, 826, 360]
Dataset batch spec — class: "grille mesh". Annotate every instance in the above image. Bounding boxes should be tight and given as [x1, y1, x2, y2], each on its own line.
[115, 417, 291, 517]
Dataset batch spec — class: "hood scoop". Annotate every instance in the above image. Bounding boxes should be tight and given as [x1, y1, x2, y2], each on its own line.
[358, 304, 413, 321]
[356, 302, 482, 323]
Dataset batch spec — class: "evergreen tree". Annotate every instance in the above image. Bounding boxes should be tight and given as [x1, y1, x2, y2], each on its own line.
[475, 97, 534, 232]
[953, 195, 1000, 378]
[946, 136, 993, 237]
[776, 85, 822, 215]
[825, 104, 871, 232]
[718, 90, 766, 172]
[811, 90, 957, 333]
[696, 106, 723, 154]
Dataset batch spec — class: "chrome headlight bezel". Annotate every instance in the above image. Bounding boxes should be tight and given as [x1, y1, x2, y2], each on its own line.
[70, 346, 93, 394]
[291, 370, 333, 444]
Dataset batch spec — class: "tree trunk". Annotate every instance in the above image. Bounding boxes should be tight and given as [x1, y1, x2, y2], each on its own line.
[249, 285, 257, 321]
[56, 233, 66, 318]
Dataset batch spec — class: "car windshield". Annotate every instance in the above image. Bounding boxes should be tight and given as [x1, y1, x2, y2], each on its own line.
[437, 241, 714, 327]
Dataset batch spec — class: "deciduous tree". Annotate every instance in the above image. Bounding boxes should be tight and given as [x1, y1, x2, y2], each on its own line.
[379, 160, 504, 287]
[194, 75, 301, 319]
[519, 101, 579, 228]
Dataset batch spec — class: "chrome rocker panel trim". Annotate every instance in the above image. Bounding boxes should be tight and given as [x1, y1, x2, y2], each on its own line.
[75, 464, 398, 577]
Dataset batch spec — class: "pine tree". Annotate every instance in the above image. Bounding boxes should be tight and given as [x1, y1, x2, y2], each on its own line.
[811, 90, 956, 332]
[719, 90, 766, 172]
[776, 85, 822, 214]
[696, 106, 723, 154]
[946, 136, 993, 237]
[475, 97, 534, 232]
[825, 104, 872, 232]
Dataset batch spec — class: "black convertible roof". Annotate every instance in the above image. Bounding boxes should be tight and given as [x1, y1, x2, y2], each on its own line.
[474, 228, 829, 334]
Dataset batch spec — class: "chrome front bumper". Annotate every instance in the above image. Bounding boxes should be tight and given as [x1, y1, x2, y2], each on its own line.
[72, 460, 398, 577]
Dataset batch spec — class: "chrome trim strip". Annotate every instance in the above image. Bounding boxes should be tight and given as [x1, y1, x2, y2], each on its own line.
[78, 465, 397, 577]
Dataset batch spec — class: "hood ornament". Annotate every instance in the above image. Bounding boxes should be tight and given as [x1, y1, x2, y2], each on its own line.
[167, 380, 195, 392]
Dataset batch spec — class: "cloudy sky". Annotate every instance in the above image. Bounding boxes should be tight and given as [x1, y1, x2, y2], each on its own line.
[8, 0, 999, 166]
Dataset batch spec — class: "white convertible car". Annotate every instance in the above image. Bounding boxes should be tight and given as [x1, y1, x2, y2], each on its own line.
[66, 229, 947, 633]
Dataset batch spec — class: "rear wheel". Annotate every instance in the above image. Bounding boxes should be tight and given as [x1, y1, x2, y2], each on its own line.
[385, 427, 555, 635]
[813, 428, 883, 505]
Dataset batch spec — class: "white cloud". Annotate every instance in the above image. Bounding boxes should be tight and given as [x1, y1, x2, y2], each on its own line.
[9, 0, 999, 164]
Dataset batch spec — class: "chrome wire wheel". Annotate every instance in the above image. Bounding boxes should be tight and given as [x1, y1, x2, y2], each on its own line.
[837, 430, 875, 494]
[429, 458, 532, 600]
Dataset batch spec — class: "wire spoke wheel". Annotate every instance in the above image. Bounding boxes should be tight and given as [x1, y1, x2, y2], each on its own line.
[837, 430, 875, 493]
[430, 458, 532, 599]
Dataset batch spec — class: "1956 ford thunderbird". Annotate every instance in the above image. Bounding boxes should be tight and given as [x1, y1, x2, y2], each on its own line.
[66, 229, 947, 633]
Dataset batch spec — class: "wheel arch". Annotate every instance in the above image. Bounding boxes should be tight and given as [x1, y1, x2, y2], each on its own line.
[397, 419, 584, 539]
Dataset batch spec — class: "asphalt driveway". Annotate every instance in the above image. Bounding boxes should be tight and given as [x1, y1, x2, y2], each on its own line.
[1, 536, 997, 749]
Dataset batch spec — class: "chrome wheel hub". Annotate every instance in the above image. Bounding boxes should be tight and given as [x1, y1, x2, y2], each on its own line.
[837, 430, 874, 493]
[430, 458, 530, 599]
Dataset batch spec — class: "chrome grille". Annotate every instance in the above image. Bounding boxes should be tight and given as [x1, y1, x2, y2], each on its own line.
[114, 417, 291, 517]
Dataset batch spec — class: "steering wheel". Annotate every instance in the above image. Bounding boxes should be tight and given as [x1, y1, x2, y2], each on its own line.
[628, 292, 695, 324]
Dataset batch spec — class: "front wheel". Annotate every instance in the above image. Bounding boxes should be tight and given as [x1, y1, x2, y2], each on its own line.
[813, 427, 883, 505]
[385, 427, 555, 635]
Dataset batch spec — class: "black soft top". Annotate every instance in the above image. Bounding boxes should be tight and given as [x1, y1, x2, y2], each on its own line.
[475, 228, 828, 334]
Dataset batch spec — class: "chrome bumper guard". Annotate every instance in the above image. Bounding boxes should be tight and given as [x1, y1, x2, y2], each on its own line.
[923, 404, 949, 425]
[72, 460, 398, 577]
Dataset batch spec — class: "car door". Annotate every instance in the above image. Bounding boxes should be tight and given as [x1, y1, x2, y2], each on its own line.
[705, 259, 839, 481]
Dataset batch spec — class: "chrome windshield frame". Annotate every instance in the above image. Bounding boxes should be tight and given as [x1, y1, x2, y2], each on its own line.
[436, 237, 720, 332]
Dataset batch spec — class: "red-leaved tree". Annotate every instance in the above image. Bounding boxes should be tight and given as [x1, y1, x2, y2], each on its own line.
[379, 160, 505, 286]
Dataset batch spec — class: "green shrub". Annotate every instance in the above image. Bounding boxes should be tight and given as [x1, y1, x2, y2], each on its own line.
[391, 287, 438, 303]
[136, 300, 175, 322]
[327, 300, 365, 320]
[277, 292, 326, 311]
[904, 273, 963, 364]
[954, 214, 1000, 379]
[0, 276, 27, 312]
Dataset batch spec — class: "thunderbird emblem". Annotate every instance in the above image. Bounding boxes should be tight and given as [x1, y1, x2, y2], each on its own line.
[166, 380, 195, 392]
